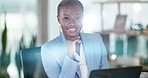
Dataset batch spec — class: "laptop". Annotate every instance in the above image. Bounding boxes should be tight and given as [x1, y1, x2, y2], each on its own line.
[89, 66, 142, 78]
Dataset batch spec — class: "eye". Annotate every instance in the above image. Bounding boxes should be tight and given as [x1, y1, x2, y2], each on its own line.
[75, 16, 82, 21]
[76, 17, 80, 20]
[64, 17, 69, 20]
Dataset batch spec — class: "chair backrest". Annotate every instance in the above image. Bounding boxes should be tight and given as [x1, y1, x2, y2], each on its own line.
[20, 47, 48, 78]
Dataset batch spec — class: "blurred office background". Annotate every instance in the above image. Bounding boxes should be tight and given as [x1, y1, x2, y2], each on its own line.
[0, 0, 148, 78]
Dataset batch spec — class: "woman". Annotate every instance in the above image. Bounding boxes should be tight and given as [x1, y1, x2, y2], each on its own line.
[41, 0, 108, 78]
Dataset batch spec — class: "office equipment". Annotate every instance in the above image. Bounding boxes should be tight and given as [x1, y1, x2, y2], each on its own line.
[89, 66, 142, 78]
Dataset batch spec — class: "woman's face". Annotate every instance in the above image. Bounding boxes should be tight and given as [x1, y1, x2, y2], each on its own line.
[57, 5, 83, 40]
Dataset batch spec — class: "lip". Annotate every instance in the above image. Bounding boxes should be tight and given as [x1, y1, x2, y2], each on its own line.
[67, 27, 77, 31]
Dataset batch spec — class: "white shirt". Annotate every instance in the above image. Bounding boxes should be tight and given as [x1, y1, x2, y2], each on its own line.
[74, 43, 88, 78]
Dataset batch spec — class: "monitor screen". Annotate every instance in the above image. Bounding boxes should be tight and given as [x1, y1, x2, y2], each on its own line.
[89, 66, 142, 78]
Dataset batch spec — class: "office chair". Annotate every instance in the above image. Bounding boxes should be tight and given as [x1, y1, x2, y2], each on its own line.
[20, 47, 48, 78]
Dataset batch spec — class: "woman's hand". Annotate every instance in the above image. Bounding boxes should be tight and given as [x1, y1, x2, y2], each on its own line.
[66, 37, 81, 59]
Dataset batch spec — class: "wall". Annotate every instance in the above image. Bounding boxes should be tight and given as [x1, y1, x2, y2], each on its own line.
[48, 0, 61, 41]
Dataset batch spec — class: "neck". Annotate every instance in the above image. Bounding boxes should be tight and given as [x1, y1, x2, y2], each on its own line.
[66, 36, 80, 41]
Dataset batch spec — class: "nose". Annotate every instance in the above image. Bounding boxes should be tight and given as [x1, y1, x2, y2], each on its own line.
[68, 19, 76, 26]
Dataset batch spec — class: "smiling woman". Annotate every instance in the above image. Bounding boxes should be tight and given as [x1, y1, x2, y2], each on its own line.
[57, 5, 83, 41]
[41, 0, 108, 78]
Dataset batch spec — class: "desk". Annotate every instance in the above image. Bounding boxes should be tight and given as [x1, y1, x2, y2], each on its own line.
[140, 72, 148, 78]
[108, 56, 148, 72]
[142, 66, 148, 72]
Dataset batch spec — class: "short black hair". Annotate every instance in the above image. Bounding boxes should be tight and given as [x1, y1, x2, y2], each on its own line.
[57, 0, 84, 16]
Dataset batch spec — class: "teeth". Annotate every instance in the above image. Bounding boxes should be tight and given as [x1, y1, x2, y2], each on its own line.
[69, 28, 76, 31]
[67, 28, 76, 31]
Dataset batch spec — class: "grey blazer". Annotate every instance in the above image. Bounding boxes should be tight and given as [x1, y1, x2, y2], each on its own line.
[41, 32, 108, 78]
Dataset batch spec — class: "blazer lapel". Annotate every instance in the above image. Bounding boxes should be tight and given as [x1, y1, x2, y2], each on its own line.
[59, 32, 67, 54]
[80, 33, 94, 74]
[76, 67, 81, 78]
[59, 32, 94, 76]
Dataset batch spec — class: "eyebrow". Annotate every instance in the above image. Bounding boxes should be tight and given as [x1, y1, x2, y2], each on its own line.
[63, 14, 82, 17]
[63, 14, 70, 16]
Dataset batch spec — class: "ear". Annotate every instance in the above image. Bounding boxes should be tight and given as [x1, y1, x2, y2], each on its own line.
[57, 15, 60, 23]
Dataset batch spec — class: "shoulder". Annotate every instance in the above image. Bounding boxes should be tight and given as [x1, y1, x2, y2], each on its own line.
[41, 36, 60, 53]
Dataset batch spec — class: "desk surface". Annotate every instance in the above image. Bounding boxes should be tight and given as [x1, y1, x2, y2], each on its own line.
[108, 56, 148, 72]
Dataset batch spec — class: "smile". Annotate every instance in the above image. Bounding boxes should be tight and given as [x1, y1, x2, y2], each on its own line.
[67, 28, 77, 32]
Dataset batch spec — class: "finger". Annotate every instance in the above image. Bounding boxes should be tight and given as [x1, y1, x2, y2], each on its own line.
[75, 39, 81, 44]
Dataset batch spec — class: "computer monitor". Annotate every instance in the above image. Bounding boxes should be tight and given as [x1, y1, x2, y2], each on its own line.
[89, 66, 142, 78]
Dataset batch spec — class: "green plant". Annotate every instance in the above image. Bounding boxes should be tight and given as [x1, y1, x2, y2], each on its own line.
[0, 13, 10, 78]
[30, 35, 37, 48]
[15, 36, 26, 78]
[15, 35, 37, 78]
[2, 17, 7, 54]
[146, 25, 148, 29]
